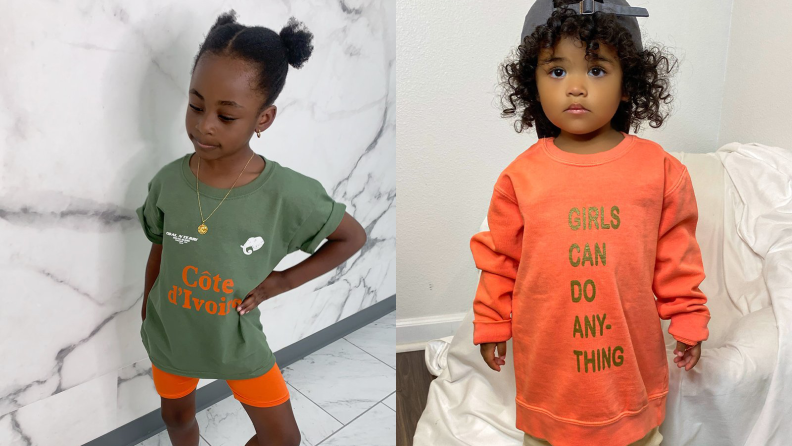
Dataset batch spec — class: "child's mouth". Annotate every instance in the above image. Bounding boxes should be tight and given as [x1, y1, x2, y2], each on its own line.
[192, 135, 219, 149]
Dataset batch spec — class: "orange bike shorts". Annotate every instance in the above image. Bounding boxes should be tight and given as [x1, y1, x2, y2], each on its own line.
[151, 361, 290, 408]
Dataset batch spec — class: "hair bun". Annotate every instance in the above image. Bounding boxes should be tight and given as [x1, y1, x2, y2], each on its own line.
[279, 17, 314, 69]
[210, 10, 238, 31]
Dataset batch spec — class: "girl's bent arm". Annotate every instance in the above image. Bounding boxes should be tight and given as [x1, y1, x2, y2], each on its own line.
[283, 212, 367, 291]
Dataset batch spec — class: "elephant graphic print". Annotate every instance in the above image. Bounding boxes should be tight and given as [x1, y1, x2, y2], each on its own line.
[241, 236, 265, 255]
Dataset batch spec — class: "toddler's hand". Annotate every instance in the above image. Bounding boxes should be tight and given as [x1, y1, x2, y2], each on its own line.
[480, 342, 508, 372]
[674, 341, 701, 371]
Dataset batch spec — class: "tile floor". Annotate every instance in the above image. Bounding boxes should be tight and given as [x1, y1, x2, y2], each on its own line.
[137, 311, 395, 446]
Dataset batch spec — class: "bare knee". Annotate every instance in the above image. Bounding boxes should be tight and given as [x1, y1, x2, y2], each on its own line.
[161, 407, 196, 430]
[160, 391, 197, 430]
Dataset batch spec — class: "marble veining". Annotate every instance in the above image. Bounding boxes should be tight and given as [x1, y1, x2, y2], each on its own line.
[0, 0, 394, 444]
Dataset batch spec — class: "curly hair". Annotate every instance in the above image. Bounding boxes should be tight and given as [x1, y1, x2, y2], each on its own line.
[499, 3, 678, 138]
[191, 10, 314, 115]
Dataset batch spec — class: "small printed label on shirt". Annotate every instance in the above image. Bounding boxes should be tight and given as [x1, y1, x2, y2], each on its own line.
[241, 236, 265, 255]
[167, 231, 198, 245]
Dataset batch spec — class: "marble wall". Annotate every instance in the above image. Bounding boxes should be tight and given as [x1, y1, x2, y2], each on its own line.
[0, 0, 394, 444]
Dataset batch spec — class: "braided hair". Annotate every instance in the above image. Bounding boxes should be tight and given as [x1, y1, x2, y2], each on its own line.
[191, 10, 314, 115]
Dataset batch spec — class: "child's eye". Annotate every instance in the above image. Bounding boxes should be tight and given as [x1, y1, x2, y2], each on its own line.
[548, 68, 565, 78]
[590, 67, 606, 77]
[547, 67, 607, 78]
[188, 104, 236, 122]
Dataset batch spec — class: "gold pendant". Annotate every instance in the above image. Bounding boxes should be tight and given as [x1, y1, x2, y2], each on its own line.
[198, 224, 208, 235]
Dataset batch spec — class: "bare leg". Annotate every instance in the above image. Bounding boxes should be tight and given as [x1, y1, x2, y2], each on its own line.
[241, 399, 300, 446]
[245, 434, 260, 446]
[164, 417, 200, 446]
[161, 389, 200, 446]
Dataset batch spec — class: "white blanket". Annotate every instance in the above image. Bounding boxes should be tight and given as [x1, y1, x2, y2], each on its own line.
[414, 142, 792, 446]
[713, 142, 792, 446]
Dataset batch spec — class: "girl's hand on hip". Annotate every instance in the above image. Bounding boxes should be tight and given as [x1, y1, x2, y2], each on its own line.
[237, 271, 292, 315]
[674, 340, 702, 371]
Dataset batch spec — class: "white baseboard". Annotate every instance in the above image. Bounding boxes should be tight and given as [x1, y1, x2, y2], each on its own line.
[396, 311, 467, 352]
[396, 341, 431, 353]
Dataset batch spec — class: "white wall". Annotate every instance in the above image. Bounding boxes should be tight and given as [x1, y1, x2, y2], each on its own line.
[719, 0, 792, 148]
[396, 0, 737, 349]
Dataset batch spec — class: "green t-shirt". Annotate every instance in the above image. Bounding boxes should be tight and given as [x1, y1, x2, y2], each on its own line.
[135, 153, 346, 379]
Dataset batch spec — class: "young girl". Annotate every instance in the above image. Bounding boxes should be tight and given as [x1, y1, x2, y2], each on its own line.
[135, 11, 366, 446]
[470, 1, 711, 445]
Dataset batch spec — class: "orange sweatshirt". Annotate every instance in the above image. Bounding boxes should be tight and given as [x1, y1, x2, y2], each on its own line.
[470, 131, 711, 446]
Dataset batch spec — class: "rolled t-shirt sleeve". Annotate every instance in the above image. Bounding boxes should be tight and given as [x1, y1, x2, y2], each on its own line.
[135, 178, 164, 244]
[288, 179, 347, 255]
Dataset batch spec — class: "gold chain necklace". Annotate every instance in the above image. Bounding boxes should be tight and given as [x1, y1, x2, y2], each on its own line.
[196, 152, 256, 235]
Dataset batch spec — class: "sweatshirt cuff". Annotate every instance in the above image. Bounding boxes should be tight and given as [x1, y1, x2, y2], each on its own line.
[473, 320, 512, 345]
[672, 335, 700, 346]
[668, 312, 711, 346]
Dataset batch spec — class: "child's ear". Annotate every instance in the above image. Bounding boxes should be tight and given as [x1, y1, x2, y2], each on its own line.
[257, 105, 278, 132]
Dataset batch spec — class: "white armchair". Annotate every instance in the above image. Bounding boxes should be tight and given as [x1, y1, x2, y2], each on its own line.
[413, 142, 792, 446]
